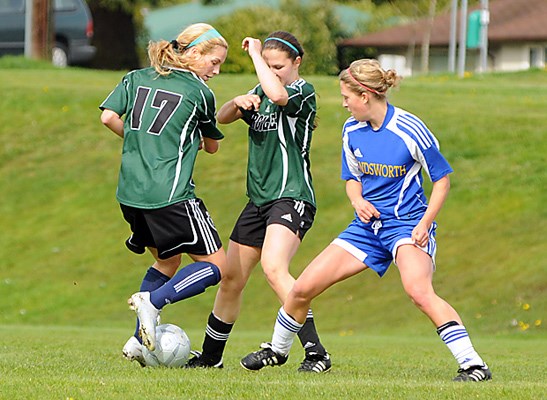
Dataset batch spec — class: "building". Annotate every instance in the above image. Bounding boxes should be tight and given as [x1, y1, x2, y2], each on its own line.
[338, 0, 547, 75]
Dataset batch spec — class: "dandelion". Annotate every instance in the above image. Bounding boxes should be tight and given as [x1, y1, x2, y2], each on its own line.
[522, 303, 530, 311]
[518, 321, 529, 331]
[535, 320, 542, 327]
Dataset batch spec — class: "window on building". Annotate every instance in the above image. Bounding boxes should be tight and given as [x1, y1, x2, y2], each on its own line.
[529, 47, 543, 68]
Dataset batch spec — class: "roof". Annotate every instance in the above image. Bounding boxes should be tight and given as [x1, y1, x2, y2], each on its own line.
[144, 0, 371, 41]
[339, 0, 547, 48]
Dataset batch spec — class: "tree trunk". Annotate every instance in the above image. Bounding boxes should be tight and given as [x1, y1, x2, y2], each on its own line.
[87, 0, 140, 70]
[421, 0, 437, 74]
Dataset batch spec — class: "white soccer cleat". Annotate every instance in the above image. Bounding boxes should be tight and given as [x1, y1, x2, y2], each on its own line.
[128, 292, 160, 351]
[122, 336, 146, 367]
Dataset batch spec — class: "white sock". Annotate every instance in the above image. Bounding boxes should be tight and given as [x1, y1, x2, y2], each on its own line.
[271, 307, 303, 356]
[438, 323, 485, 369]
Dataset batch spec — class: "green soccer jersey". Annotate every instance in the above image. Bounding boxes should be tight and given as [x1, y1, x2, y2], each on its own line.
[100, 67, 224, 209]
[240, 79, 316, 207]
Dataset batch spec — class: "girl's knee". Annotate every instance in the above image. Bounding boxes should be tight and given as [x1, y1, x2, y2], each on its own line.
[291, 280, 314, 303]
[154, 254, 181, 276]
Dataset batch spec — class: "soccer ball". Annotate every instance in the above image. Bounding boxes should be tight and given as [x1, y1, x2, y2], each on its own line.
[142, 323, 191, 368]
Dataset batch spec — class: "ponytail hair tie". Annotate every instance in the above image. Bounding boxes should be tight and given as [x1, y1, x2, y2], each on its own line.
[170, 40, 179, 50]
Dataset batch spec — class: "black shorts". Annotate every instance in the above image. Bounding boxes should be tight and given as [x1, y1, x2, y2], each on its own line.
[230, 198, 316, 248]
[120, 198, 222, 260]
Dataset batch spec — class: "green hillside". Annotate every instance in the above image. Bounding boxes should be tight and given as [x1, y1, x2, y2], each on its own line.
[0, 61, 545, 342]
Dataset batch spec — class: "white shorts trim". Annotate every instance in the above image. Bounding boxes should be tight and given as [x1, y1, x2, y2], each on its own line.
[332, 238, 367, 263]
[392, 238, 436, 270]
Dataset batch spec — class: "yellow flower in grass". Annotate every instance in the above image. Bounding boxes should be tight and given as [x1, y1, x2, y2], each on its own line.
[518, 321, 529, 331]
[522, 303, 530, 311]
[535, 320, 542, 327]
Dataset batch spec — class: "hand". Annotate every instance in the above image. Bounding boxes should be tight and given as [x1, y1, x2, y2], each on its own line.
[233, 94, 261, 111]
[351, 198, 380, 223]
[242, 37, 262, 57]
[411, 222, 430, 248]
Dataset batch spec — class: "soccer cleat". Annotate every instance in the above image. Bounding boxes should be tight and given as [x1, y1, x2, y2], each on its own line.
[453, 364, 492, 382]
[298, 352, 332, 373]
[128, 292, 160, 351]
[122, 336, 146, 367]
[185, 350, 224, 369]
[240, 342, 288, 371]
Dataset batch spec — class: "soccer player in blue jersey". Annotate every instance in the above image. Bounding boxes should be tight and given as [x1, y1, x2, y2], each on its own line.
[241, 59, 492, 382]
[99, 23, 228, 364]
[186, 31, 330, 372]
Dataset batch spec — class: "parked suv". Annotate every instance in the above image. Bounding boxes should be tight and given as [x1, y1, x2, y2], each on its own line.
[0, 0, 96, 67]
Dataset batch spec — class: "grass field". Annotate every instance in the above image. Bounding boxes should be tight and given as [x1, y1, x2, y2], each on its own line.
[0, 57, 546, 398]
[1, 325, 545, 400]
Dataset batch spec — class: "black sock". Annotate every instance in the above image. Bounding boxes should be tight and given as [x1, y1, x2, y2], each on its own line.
[200, 312, 234, 365]
[297, 310, 326, 356]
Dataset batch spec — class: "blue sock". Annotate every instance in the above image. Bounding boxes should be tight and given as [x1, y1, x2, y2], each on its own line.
[133, 267, 171, 340]
[149, 262, 221, 309]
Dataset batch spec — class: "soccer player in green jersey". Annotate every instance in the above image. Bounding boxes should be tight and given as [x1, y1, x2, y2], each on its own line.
[187, 31, 331, 373]
[99, 23, 228, 363]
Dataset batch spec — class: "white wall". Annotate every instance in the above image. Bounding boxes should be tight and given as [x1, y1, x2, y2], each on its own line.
[378, 54, 412, 76]
[494, 44, 530, 71]
[376, 42, 547, 75]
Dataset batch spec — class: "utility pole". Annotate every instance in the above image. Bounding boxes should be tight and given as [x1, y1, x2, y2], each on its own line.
[479, 0, 489, 73]
[24, 0, 33, 58]
[448, 0, 458, 73]
[457, 0, 468, 78]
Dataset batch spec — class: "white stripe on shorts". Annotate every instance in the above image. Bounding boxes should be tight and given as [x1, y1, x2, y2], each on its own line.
[331, 238, 368, 263]
[189, 199, 219, 254]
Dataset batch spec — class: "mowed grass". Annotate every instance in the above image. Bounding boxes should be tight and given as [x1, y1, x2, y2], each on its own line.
[0, 58, 546, 398]
[0, 325, 545, 400]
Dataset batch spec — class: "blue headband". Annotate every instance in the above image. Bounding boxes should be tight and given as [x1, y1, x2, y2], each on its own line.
[186, 28, 223, 48]
[264, 37, 300, 55]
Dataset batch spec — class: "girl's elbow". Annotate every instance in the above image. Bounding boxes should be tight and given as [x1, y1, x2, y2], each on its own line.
[270, 93, 288, 105]
[100, 110, 117, 126]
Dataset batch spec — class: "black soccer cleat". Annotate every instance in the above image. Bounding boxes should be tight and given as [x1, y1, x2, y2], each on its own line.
[298, 352, 332, 373]
[240, 343, 288, 371]
[185, 350, 223, 369]
[453, 364, 492, 382]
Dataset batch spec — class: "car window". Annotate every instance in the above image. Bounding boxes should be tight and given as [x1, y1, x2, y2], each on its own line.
[0, 0, 24, 12]
[54, 0, 77, 12]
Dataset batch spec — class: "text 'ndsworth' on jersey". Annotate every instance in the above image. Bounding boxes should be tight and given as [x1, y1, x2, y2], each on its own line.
[240, 79, 316, 207]
[100, 68, 224, 209]
[341, 104, 453, 221]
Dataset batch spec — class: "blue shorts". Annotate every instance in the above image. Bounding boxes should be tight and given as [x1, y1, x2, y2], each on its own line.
[332, 218, 437, 277]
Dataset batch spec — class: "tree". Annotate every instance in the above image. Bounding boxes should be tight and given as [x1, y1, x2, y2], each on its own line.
[421, 0, 437, 73]
[87, 0, 141, 70]
[212, 0, 342, 75]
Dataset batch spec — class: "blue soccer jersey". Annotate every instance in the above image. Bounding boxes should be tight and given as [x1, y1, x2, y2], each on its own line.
[341, 104, 453, 221]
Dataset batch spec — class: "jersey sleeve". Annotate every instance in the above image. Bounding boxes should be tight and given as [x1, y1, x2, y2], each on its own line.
[99, 75, 129, 116]
[340, 119, 362, 182]
[198, 88, 224, 140]
[421, 146, 453, 182]
[283, 81, 316, 116]
[396, 112, 453, 182]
